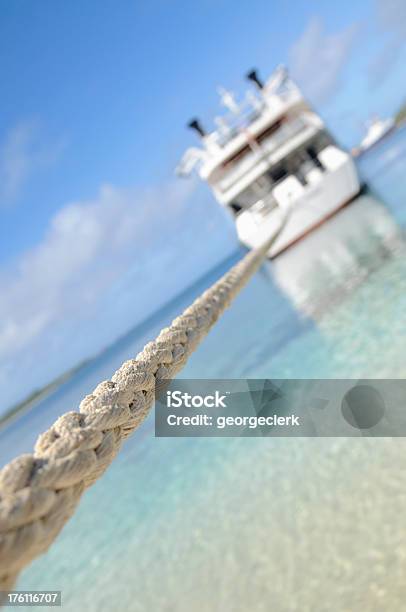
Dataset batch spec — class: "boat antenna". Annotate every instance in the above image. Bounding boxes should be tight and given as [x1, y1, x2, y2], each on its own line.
[187, 118, 206, 138]
[218, 87, 240, 114]
[246, 69, 264, 90]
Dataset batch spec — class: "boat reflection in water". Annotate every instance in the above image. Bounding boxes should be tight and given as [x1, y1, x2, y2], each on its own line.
[269, 191, 405, 318]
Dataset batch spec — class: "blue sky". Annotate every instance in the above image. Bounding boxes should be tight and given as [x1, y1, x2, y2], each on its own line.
[0, 0, 405, 411]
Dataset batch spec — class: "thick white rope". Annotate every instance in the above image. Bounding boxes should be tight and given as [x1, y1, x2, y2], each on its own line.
[0, 220, 284, 594]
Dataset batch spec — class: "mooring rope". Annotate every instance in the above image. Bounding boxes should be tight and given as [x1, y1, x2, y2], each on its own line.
[0, 219, 285, 594]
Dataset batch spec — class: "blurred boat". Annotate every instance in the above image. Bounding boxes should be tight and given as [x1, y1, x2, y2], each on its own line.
[359, 116, 395, 153]
[177, 66, 360, 257]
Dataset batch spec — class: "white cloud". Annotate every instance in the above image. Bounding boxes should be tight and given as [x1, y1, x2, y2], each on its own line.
[368, 0, 406, 88]
[0, 181, 192, 359]
[0, 178, 237, 412]
[377, 0, 406, 36]
[0, 120, 63, 207]
[289, 17, 359, 106]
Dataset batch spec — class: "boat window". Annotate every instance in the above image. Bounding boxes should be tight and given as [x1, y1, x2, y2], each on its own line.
[256, 118, 284, 145]
[270, 166, 288, 183]
[233, 174, 272, 208]
[221, 117, 287, 170]
[306, 146, 324, 170]
[222, 144, 252, 169]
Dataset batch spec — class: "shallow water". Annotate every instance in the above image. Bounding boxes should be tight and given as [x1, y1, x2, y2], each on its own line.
[2, 128, 406, 611]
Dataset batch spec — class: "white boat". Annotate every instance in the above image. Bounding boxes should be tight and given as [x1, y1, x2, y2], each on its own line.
[359, 116, 395, 153]
[176, 66, 361, 258]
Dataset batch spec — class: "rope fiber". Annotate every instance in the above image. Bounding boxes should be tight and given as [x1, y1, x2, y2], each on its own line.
[0, 220, 285, 594]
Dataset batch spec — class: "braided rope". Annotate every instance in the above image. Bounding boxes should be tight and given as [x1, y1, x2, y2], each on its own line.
[0, 224, 282, 593]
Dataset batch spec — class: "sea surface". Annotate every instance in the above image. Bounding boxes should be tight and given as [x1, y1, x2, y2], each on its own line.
[2, 128, 406, 611]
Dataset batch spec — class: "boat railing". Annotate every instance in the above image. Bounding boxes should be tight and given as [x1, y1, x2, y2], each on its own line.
[213, 77, 301, 148]
[213, 116, 310, 193]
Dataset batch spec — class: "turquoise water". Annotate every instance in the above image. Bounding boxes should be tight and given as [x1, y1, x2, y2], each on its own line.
[2, 128, 406, 611]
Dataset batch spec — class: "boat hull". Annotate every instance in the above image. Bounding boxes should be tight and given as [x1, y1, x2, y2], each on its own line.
[235, 150, 360, 258]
